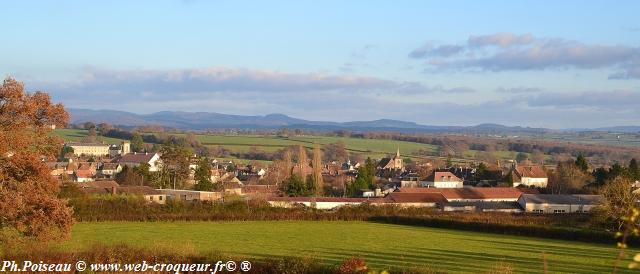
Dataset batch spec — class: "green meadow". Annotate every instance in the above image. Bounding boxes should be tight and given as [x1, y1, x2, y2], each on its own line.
[52, 129, 555, 164]
[53, 128, 125, 145]
[61, 221, 633, 273]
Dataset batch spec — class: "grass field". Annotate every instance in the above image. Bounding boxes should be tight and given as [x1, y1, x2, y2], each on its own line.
[53, 128, 125, 145]
[194, 134, 441, 160]
[60, 221, 632, 273]
[52, 129, 553, 164]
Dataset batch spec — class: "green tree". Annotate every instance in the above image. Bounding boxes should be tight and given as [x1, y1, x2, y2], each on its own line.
[515, 152, 528, 163]
[346, 157, 376, 197]
[575, 154, 589, 172]
[475, 162, 488, 181]
[131, 132, 144, 152]
[59, 146, 74, 160]
[505, 170, 514, 187]
[83, 127, 97, 143]
[285, 174, 309, 196]
[629, 158, 639, 181]
[116, 165, 140, 185]
[312, 143, 324, 197]
[154, 140, 192, 189]
[133, 162, 151, 186]
[194, 157, 215, 191]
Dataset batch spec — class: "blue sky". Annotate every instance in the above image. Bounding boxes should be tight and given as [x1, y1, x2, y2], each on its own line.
[2, 1, 639, 128]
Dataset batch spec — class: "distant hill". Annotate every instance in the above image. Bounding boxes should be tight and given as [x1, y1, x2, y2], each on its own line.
[67, 108, 635, 134]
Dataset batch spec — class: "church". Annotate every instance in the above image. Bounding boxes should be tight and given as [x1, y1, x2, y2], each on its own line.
[377, 149, 404, 171]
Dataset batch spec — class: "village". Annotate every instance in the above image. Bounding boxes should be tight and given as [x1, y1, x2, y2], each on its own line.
[46, 139, 604, 214]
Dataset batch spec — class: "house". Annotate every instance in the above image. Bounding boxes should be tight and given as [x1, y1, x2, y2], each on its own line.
[267, 197, 379, 210]
[74, 169, 94, 182]
[341, 160, 360, 172]
[156, 189, 223, 202]
[421, 171, 464, 188]
[117, 186, 168, 204]
[99, 163, 122, 177]
[65, 142, 110, 157]
[511, 165, 548, 188]
[117, 152, 161, 172]
[517, 194, 602, 214]
[76, 180, 120, 195]
[382, 192, 447, 208]
[242, 184, 279, 197]
[442, 201, 523, 213]
[396, 187, 525, 202]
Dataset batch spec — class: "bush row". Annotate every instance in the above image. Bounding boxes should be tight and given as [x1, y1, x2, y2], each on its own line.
[369, 216, 635, 246]
[62, 195, 626, 246]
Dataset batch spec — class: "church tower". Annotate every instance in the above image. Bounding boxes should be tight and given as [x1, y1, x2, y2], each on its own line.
[121, 141, 131, 155]
[394, 148, 403, 169]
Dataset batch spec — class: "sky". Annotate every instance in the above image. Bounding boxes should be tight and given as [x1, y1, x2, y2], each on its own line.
[2, 0, 639, 128]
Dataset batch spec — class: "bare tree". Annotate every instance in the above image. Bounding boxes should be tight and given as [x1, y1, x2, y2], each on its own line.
[297, 145, 308, 183]
[312, 143, 324, 196]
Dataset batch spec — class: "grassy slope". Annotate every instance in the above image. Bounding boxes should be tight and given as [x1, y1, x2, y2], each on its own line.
[196, 134, 440, 159]
[61, 221, 632, 274]
[53, 128, 125, 145]
[53, 129, 549, 163]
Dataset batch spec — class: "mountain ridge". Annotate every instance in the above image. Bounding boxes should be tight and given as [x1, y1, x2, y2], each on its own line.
[67, 108, 639, 133]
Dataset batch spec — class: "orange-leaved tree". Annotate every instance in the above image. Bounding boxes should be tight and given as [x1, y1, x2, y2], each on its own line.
[0, 77, 73, 242]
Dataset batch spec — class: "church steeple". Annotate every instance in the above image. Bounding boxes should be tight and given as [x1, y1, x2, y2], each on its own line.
[396, 148, 400, 158]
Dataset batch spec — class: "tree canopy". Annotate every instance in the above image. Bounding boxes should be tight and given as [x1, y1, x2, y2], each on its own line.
[0, 78, 73, 242]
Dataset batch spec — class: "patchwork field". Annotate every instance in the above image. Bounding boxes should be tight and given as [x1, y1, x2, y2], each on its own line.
[53, 128, 125, 145]
[61, 221, 632, 273]
[53, 129, 512, 163]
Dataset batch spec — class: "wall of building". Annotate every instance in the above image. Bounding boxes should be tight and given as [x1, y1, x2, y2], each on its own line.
[69, 144, 110, 156]
[516, 177, 548, 188]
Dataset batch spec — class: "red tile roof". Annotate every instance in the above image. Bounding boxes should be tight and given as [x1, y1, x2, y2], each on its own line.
[118, 153, 156, 164]
[396, 187, 524, 200]
[268, 197, 377, 203]
[514, 165, 547, 178]
[80, 180, 119, 188]
[384, 192, 447, 204]
[74, 169, 93, 178]
[428, 171, 463, 182]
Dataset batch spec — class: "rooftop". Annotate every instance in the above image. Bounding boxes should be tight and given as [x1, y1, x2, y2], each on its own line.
[397, 187, 525, 200]
[520, 194, 602, 205]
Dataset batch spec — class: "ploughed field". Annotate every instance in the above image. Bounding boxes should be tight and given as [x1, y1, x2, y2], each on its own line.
[60, 221, 632, 273]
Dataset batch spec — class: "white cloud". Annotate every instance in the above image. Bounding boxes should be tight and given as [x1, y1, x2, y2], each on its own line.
[410, 33, 640, 79]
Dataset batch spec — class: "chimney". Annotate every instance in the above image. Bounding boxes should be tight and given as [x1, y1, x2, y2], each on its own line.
[111, 186, 117, 195]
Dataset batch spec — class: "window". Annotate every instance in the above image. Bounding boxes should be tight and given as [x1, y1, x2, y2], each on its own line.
[159, 196, 163, 201]
[532, 209, 543, 213]
[553, 209, 566, 213]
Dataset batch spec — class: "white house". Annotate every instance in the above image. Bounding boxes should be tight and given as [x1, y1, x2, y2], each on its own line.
[99, 163, 122, 177]
[156, 189, 224, 202]
[511, 165, 548, 188]
[396, 187, 525, 202]
[267, 197, 377, 210]
[421, 171, 464, 188]
[117, 152, 161, 172]
[74, 169, 94, 182]
[66, 142, 110, 157]
[517, 194, 602, 213]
